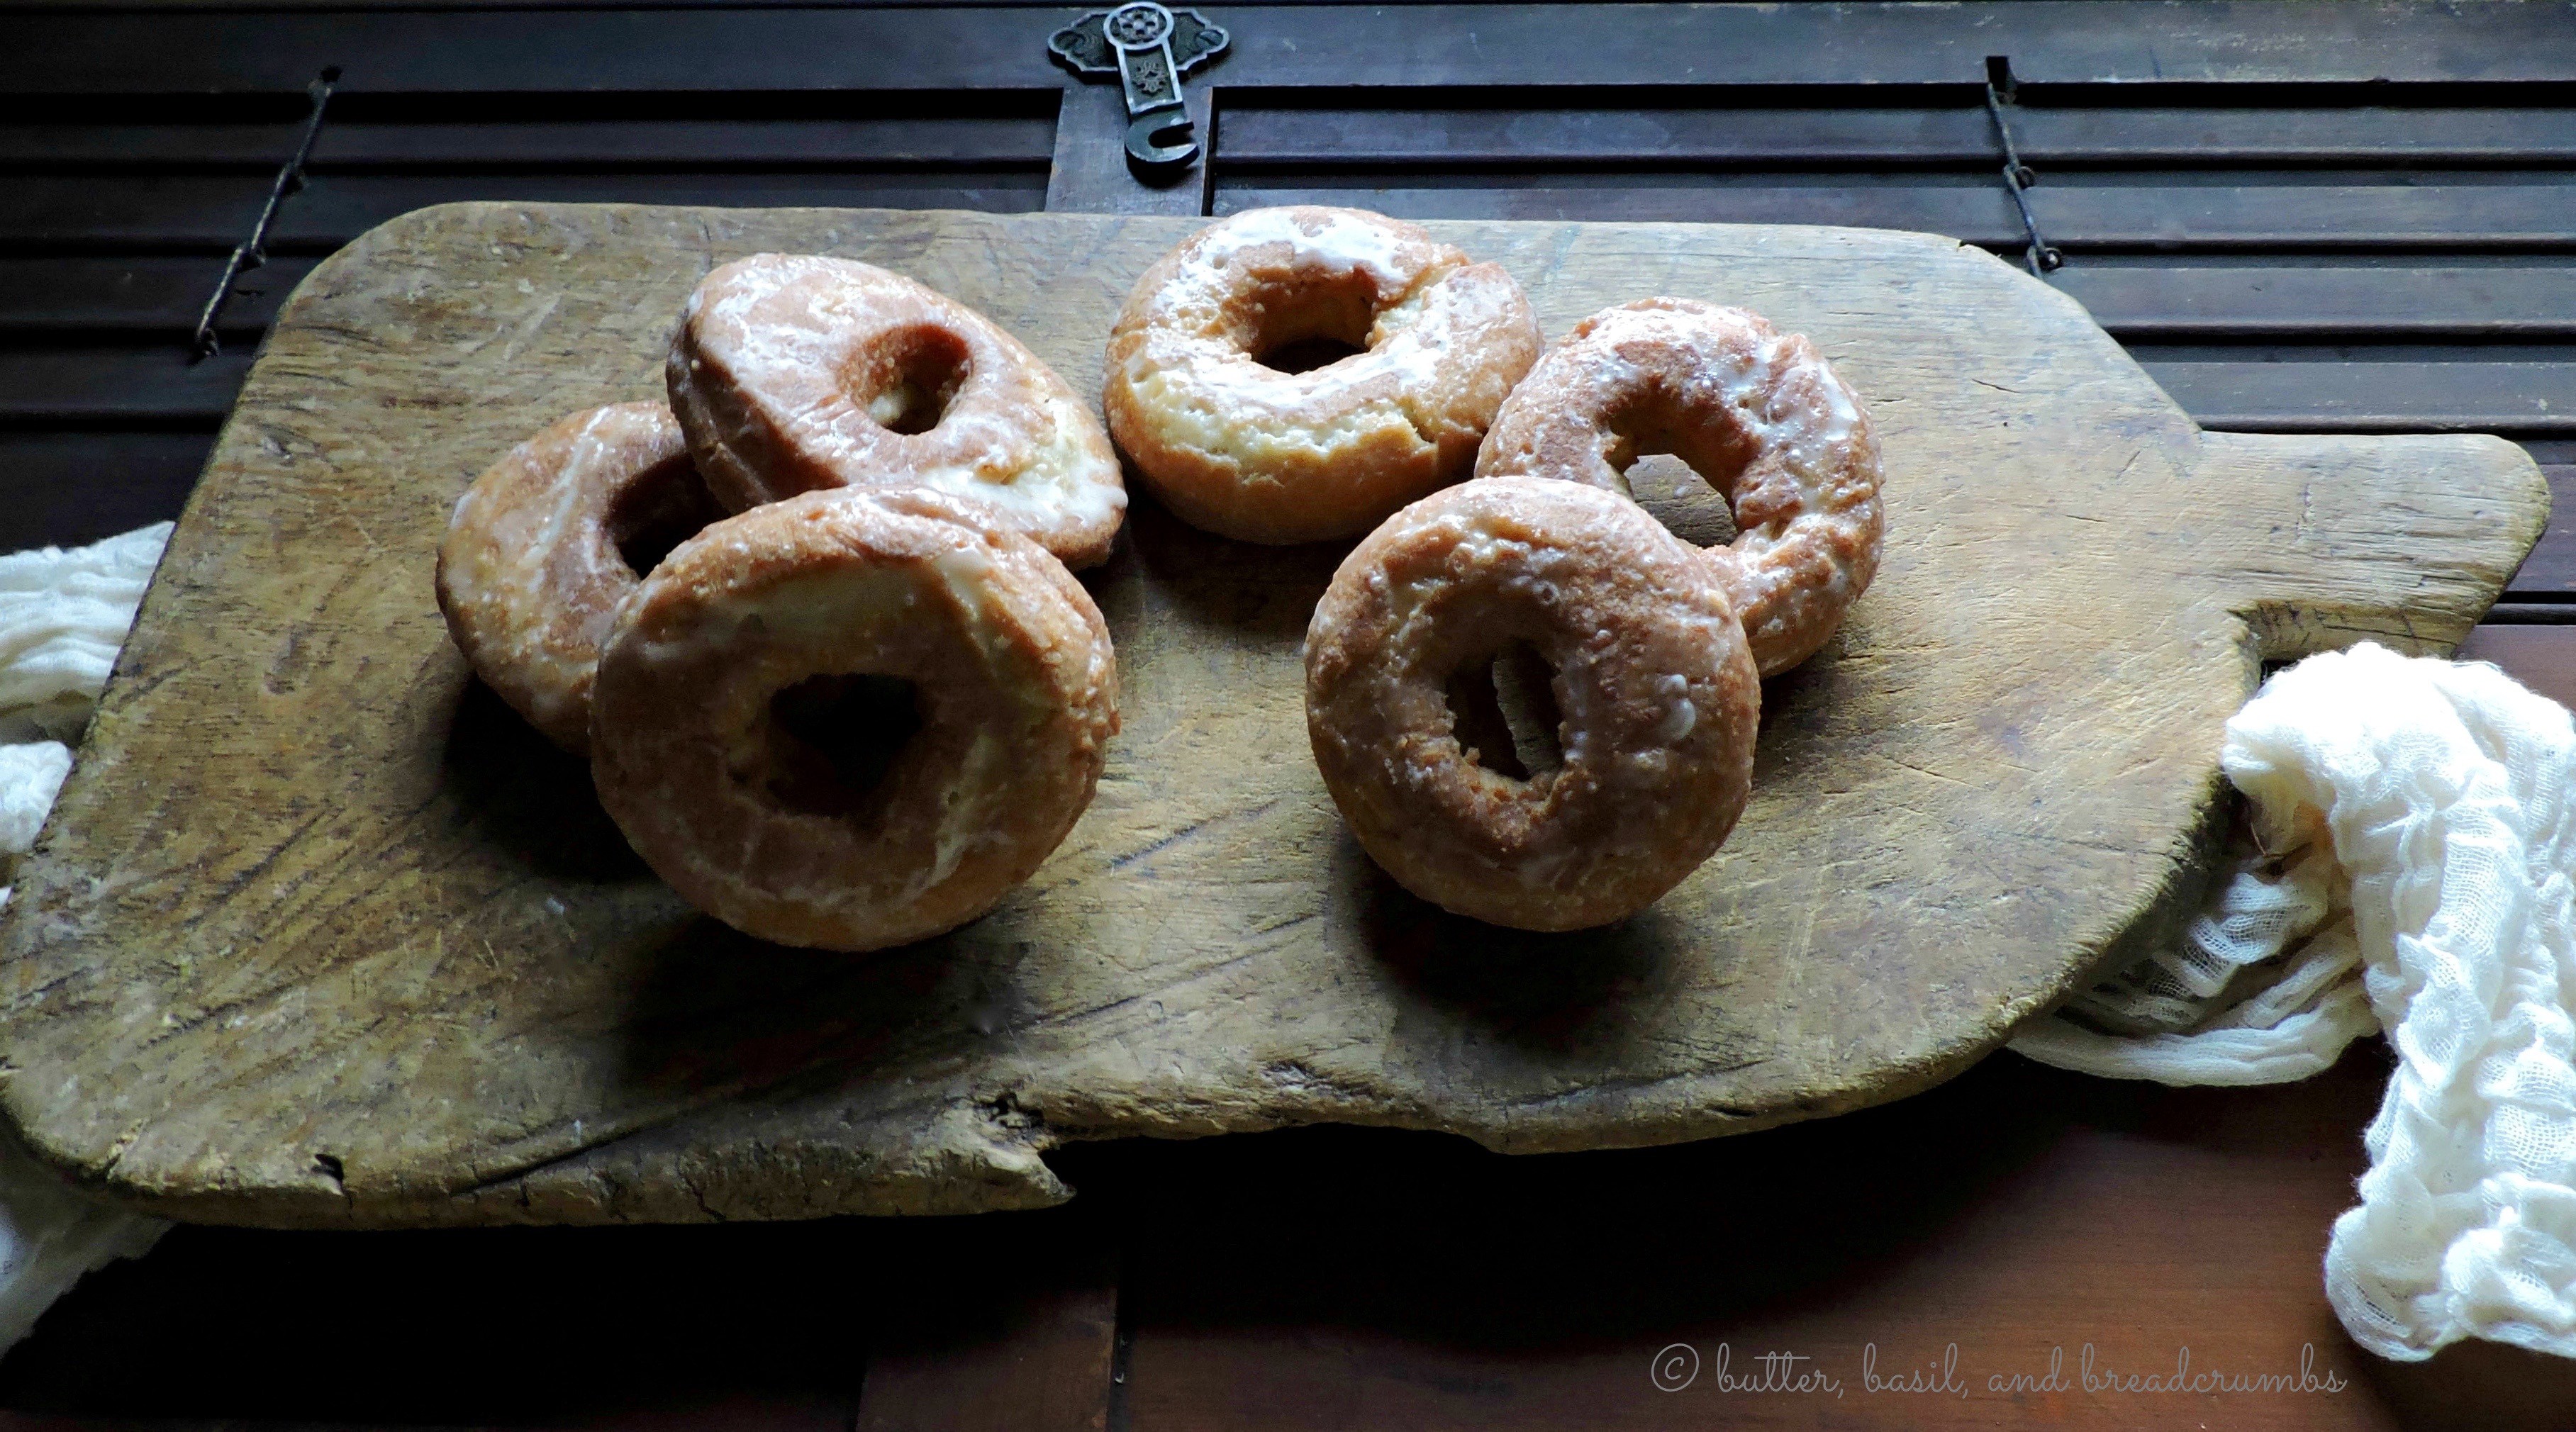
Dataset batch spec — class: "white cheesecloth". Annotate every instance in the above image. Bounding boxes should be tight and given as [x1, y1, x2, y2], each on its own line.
[0, 523, 175, 1353]
[2012, 641, 2576, 1363]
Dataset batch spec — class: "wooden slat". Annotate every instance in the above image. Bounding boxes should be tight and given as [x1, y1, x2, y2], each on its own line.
[0, 431, 211, 552]
[2038, 180, 2576, 250]
[1098, 1050, 2576, 1432]
[1213, 179, 2576, 249]
[2460, 627, 2576, 707]
[2057, 262, 2576, 338]
[0, 116, 1056, 169]
[0, 349, 252, 421]
[854, 1249, 1120, 1432]
[10, 3, 2576, 94]
[2503, 466, 2576, 603]
[4, 176, 271, 251]
[1219, 103, 2576, 167]
[2136, 355, 2576, 432]
[312, 116, 1055, 168]
[0, 122, 302, 169]
[2467, 605, 2576, 625]
[4, 172, 1046, 251]
[269, 172, 1047, 247]
[0, 257, 316, 333]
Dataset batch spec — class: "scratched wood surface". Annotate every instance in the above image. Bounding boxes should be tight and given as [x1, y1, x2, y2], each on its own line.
[0, 204, 2543, 1228]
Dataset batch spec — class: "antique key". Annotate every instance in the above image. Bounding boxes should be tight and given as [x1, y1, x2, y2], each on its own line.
[1049, 2, 1230, 178]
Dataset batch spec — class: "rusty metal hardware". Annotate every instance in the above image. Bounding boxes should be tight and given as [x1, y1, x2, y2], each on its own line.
[1983, 55, 2062, 278]
[192, 67, 338, 358]
[1049, 3, 1230, 178]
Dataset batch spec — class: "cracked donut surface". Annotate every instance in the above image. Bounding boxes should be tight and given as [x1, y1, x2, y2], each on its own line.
[435, 401, 721, 754]
[1305, 477, 1761, 932]
[669, 253, 1127, 567]
[1105, 206, 1541, 544]
[589, 486, 1120, 952]
[1476, 298, 1884, 676]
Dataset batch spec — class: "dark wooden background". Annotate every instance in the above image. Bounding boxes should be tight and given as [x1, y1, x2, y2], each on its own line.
[5, 2, 2576, 1426]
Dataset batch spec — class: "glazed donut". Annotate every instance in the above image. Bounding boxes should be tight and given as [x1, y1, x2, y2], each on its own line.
[1475, 298, 1884, 677]
[668, 254, 1127, 568]
[1305, 477, 1761, 932]
[589, 486, 1119, 952]
[435, 401, 721, 754]
[1104, 206, 1541, 545]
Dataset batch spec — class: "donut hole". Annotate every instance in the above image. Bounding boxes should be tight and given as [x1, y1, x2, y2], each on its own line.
[1620, 452, 1741, 550]
[848, 324, 973, 436]
[1242, 273, 1381, 375]
[1258, 334, 1370, 375]
[1444, 641, 1564, 784]
[762, 672, 925, 820]
[604, 456, 725, 579]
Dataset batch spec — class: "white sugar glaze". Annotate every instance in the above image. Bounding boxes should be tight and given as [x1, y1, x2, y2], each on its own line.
[669, 254, 1127, 568]
[1476, 298, 1884, 677]
[1103, 206, 1541, 544]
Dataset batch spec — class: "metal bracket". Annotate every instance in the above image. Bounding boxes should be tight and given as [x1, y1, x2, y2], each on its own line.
[1049, 3, 1230, 179]
[1982, 56, 2062, 279]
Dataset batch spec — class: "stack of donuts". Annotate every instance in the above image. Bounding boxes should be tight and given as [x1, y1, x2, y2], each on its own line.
[437, 257, 1126, 951]
[436, 203, 1883, 949]
[1110, 207, 1883, 932]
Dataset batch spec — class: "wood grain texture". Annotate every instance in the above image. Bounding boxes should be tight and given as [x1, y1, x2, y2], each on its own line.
[13, 2, 2576, 94]
[1093, 1047, 2565, 1432]
[1112, 1051, 2408, 1432]
[1217, 102, 2576, 166]
[19, 1051, 2576, 1427]
[1211, 180, 2576, 250]
[0, 204, 2543, 1229]
[855, 1241, 1118, 1432]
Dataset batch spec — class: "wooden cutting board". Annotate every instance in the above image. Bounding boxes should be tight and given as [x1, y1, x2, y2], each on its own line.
[0, 205, 2542, 1228]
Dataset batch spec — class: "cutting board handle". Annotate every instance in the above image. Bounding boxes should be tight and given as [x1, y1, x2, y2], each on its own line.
[2189, 431, 2547, 661]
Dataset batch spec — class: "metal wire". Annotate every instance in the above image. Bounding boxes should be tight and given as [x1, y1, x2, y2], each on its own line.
[1982, 56, 2063, 279]
[191, 67, 338, 359]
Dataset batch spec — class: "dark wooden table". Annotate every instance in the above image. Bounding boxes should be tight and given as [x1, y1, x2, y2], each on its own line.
[5, 2, 2576, 1426]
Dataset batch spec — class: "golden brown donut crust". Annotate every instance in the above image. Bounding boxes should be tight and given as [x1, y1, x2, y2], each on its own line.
[434, 401, 718, 754]
[589, 486, 1120, 952]
[1305, 477, 1760, 932]
[1104, 206, 1541, 545]
[669, 254, 1127, 568]
[1475, 298, 1884, 677]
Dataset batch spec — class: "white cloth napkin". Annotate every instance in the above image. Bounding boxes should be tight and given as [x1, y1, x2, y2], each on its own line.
[0, 523, 174, 1352]
[2014, 642, 2576, 1363]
